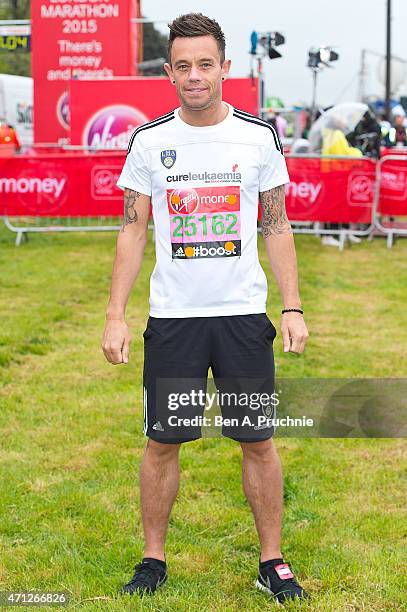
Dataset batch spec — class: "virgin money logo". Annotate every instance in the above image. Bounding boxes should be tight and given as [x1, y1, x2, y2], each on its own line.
[83, 105, 149, 149]
[91, 166, 122, 199]
[56, 91, 70, 129]
[169, 188, 199, 214]
[285, 181, 322, 204]
[381, 168, 407, 200]
[0, 173, 67, 215]
[0, 176, 66, 198]
[347, 172, 374, 205]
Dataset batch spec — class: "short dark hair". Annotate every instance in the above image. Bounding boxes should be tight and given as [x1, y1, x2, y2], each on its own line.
[168, 13, 226, 64]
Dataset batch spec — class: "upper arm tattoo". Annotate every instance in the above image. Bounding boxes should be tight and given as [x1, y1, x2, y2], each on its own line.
[121, 188, 141, 231]
[259, 185, 292, 238]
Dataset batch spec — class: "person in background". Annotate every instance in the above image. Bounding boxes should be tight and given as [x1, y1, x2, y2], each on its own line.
[302, 112, 312, 139]
[322, 116, 363, 157]
[345, 109, 382, 241]
[347, 109, 381, 159]
[384, 114, 407, 147]
[321, 117, 362, 247]
[275, 111, 287, 140]
[0, 120, 21, 152]
[378, 113, 392, 143]
[265, 111, 277, 130]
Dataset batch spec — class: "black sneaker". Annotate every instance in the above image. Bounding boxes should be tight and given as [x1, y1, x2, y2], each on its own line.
[119, 557, 167, 596]
[256, 558, 309, 604]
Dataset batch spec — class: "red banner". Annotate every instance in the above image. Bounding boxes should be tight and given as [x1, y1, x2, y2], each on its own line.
[69, 77, 260, 147]
[0, 153, 125, 216]
[2, 153, 407, 221]
[378, 157, 407, 215]
[284, 157, 376, 223]
[31, 0, 141, 144]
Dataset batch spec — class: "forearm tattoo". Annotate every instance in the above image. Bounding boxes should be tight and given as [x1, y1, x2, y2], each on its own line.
[121, 188, 141, 231]
[259, 185, 292, 237]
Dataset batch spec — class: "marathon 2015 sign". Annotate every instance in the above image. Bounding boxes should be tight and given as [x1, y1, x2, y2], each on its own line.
[31, 0, 141, 143]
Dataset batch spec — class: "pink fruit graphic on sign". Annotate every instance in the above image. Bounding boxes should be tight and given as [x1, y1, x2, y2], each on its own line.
[83, 105, 149, 149]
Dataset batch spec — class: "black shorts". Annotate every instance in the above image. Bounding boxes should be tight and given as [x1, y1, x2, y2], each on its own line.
[142, 313, 277, 444]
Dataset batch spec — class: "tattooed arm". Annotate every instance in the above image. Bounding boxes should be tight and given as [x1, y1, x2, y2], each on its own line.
[260, 185, 292, 237]
[121, 188, 143, 231]
[260, 185, 309, 354]
[101, 188, 151, 364]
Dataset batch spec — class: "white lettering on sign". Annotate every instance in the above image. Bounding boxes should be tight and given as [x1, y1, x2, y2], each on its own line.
[41, 4, 119, 18]
[57, 39, 103, 53]
[285, 181, 322, 204]
[87, 115, 134, 148]
[59, 55, 102, 68]
[47, 67, 113, 80]
[0, 177, 66, 198]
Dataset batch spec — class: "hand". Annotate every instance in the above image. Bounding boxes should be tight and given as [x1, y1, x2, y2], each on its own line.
[101, 319, 132, 364]
[281, 313, 309, 354]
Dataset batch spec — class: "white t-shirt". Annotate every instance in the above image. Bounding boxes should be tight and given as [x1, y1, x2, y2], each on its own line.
[116, 102, 290, 318]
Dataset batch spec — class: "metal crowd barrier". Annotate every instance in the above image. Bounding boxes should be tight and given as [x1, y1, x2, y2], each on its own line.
[372, 154, 407, 248]
[287, 222, 373, 252]
[2, 216, 156, 246]
[282, 154, 376, 251]
[2, 216, 124, 246]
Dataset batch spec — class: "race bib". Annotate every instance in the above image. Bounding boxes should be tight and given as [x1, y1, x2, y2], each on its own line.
[167, 186, 241, 259]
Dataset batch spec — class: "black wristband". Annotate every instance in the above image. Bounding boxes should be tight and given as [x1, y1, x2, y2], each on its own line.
[281, 308, 303, 314]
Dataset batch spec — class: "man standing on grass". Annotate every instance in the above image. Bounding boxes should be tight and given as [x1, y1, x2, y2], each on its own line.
[101, 12, 309, 605]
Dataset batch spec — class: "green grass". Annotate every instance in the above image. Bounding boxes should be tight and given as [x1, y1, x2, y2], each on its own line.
[0, 224, 406, 611]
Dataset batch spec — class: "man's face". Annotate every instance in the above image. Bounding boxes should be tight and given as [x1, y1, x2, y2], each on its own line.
[395, 115, 404, 127]
[164, 35, 231, 112]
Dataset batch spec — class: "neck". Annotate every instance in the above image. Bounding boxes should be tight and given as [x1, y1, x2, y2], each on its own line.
[179, 100, 228, 127]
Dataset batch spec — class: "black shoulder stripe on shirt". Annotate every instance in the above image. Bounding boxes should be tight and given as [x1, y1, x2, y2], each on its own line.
[233, 109, 283, 153]
[127, 111, 175, 154]
[233, 108, 283, 154]
[127, 109, 174, 144]
[127, 111, 175, 155]
[234, 106, 279, 129]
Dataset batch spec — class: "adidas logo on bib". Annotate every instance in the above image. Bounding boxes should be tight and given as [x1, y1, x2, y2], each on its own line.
[174, 247, 185, 257]
[152, 421, 164, 431]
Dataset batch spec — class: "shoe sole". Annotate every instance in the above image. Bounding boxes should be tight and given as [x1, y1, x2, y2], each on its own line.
[255, 579, 282, 605]
[256, 579, 309, 605]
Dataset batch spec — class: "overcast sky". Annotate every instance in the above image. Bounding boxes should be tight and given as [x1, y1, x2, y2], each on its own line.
[144, 0, 407, 108]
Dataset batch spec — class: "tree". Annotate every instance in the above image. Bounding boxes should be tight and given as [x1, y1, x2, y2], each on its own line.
[141, 21, 168, 76]
[0, 0, 31, 76]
